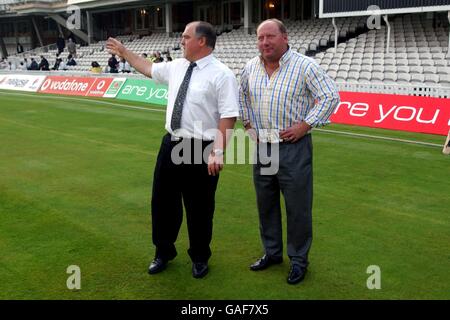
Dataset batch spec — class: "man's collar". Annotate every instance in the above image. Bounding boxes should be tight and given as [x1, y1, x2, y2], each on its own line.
[279, 47, 292, 66]
[191, 53, 214, 70]
[259, 46, 292, 67]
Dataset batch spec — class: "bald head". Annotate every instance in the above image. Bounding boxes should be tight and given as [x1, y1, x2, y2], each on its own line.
[256, 19, 289, 63]
[257, 19, 287, 35]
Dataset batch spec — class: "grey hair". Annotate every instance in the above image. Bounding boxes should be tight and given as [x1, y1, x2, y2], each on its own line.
[193, 21, 217, 50]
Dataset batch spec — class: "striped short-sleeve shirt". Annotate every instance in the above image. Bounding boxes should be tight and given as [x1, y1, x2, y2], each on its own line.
[239, 48, 340, 142]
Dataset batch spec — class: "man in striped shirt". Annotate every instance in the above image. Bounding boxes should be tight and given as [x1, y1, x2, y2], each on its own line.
[239, 19, 340, 285]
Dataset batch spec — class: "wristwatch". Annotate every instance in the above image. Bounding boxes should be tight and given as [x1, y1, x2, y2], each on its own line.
[213, 148, 224, 157]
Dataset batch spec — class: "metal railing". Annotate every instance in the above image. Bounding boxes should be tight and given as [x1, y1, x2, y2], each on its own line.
[0, 69, 148, 80]
[14, 43, 58, 59]
[336, 81, 450, 98]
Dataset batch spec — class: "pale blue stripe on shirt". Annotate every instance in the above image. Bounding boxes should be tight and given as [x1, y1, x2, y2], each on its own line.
[239, 48, 340, 134]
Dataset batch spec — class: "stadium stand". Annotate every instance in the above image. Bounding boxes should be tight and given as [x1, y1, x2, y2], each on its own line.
[1, 4, 449, 92]
[2, 17, 368, 77]
[315, 13, 450, 87]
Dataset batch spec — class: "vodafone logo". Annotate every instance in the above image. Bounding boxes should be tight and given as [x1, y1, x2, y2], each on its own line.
[96, 80, 105, 90]
[41, 79, 52, 91]
[86, 78, 114, 97]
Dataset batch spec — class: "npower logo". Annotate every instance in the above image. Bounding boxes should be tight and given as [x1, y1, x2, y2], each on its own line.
[116, 78, 168, 106]
[331, 92, 450, 136]
[0, 75, 45, 92]
[7, 78, 28, 88]
[335, 101, 440, 124]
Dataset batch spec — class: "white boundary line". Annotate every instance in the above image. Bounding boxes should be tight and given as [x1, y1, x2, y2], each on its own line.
[0, 90, 165, 113]
[0, 90, 443, 149]
[316, 128, 442, 148]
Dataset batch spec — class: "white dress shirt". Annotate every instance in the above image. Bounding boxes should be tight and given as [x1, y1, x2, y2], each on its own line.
[151, 54, 240, 140]
[119, 61, 131, 72]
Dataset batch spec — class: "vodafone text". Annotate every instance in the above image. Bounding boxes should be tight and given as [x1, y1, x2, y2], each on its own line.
[41, 78, 91, 92]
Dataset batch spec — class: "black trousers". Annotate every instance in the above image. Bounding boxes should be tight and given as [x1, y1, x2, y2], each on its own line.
[151, 133, 219, 263]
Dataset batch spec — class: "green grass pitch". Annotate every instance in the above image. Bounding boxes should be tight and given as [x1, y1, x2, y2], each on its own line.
[0, 90, 449, 299]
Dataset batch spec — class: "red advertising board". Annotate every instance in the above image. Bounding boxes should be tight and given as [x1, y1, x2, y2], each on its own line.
[86, 78, 114, 97]
[39, 76, 97, 96]
[331, 92, 450, 136]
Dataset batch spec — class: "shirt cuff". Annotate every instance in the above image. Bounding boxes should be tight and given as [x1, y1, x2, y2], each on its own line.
[220, 112, 240, 119]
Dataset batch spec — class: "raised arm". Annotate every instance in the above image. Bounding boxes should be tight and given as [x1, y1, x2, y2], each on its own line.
[106, 37, 153, 78]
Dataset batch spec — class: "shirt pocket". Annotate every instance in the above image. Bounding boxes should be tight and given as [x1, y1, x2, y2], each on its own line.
[188, 82, 209, 105]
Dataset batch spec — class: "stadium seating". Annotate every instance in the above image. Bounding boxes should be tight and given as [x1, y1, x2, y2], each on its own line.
[2, 13, 449, 88]
[316, 13, 450, 87]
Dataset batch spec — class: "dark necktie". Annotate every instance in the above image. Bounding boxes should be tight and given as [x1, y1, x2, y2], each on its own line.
[171, 61, 197, 132]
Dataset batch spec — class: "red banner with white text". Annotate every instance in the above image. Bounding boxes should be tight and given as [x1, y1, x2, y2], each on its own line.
[331, 92, 450, 136]
[39, 76, 97, 96]
[86, 78, 114, 97]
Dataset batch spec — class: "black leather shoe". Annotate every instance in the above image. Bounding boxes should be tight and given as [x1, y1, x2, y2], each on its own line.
[287, 265, 307, 284]
[250, 254, 283, 271]
[192, 262, 208, 278]
[148, 258, 168, 275]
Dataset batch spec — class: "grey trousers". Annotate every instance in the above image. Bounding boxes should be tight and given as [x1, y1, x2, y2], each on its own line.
[253, 134, 313, 268]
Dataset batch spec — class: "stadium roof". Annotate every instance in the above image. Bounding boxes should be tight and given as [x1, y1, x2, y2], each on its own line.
[0, 0, 67, 14]
[319, 0, 450, 18]
[0, 0, 167, 15]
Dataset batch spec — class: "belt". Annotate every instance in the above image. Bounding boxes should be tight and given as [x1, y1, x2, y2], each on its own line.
[257, 129, 312, 144]
[167, 133, 213, 145]
[260, 132, 311, 144]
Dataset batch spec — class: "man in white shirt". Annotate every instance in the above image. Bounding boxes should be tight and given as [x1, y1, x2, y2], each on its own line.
[106, 21, 239, 279]
[8, 61, 16, 71]
[118, 58, 131, 73]
[18, 61, 27, 71]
